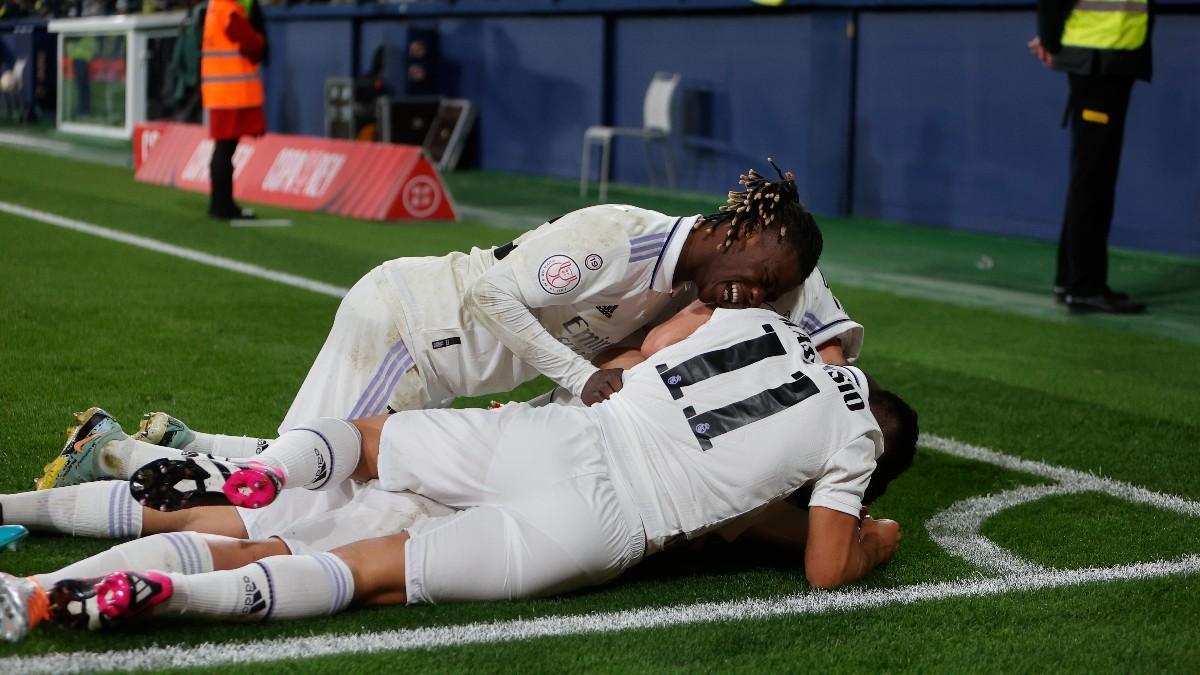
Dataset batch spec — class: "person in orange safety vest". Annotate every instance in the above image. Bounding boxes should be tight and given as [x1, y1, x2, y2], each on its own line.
[201, 0, 267, 220]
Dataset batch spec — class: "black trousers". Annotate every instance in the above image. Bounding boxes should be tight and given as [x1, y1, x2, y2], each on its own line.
[208, 138, 240, 217]
[1055, 73, 1135, 297]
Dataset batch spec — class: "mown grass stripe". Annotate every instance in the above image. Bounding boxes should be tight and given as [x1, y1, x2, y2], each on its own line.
[0, 201, 347, 299]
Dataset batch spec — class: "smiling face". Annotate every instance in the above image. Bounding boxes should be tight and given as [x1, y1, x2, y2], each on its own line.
[693, 231, 806, 309]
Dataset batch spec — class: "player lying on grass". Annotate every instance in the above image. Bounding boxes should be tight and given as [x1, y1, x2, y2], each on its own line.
[17, 162, 861, 558]
[0, 306, 915, 640]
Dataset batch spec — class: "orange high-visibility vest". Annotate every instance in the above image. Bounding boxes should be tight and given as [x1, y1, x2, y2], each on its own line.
[200, 0, 264, 110]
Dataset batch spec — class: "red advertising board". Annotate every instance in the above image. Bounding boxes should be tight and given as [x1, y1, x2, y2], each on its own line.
[134, 123, 456, 221]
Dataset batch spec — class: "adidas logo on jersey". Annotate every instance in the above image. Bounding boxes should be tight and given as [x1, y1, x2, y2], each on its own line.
[596, 305, 618, 318]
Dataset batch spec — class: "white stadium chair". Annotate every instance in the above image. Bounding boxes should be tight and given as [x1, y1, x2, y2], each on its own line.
[580, 71, 680, 202]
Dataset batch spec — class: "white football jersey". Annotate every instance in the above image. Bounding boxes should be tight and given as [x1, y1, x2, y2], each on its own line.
[768, 267, 863, 360]
[592, 307, 882, 553]
[378, 205, 695, 402]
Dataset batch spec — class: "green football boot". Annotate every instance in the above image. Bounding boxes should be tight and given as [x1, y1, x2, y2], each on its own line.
[133, 412, 196, 450]
[35, 407, 127, 490]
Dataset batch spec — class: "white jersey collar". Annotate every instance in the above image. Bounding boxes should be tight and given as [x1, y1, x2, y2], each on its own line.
[652, 215, 700, 293]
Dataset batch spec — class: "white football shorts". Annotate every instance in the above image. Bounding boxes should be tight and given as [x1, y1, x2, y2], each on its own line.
[377, 403, 647, 604]
[239, 479, 454, 555]
[278, 266, 430, 435]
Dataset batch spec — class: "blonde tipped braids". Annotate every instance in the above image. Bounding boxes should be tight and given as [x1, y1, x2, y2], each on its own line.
[696, 158, 801, 250]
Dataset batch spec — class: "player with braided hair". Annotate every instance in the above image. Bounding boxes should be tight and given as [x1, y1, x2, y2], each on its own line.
[10, 161, 863, 567]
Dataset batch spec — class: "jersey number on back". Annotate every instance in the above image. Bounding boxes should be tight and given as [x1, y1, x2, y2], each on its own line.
[656, 323, 818, 451]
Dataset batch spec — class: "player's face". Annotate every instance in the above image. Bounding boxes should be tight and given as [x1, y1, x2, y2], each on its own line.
[695, 231, 805, 309]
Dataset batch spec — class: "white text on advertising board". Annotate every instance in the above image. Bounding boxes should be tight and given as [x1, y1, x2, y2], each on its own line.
[262, 149, 347, 198]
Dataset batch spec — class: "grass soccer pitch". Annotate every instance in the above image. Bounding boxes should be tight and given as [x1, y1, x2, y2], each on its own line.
[0, 143, 1199, 672]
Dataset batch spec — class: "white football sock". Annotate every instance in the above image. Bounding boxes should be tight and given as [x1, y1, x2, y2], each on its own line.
[184, 433, 270, 457]
[160, 552, 354, 622]
[100, 437, 186, 479]
[0, 482, 141, 538]
[33, 531, 220, 588]
[256, 418, 361, 490]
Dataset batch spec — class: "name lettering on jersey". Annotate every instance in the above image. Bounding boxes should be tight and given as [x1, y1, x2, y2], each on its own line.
[584, 254, 604, 270]
[559, 315, 613, 357]
[431, 337, 462, 350]
[538, 255, 580, 295]
[823, 365, 866, 411]
[776, 318, 818, 362]
[596, 304, 618, 318]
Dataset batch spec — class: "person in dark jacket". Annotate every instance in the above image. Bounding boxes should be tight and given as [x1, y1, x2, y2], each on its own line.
[1028, 0, 1152, 314]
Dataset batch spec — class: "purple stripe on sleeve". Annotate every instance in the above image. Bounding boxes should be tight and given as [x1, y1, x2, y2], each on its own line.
[630, 232, 668, 245]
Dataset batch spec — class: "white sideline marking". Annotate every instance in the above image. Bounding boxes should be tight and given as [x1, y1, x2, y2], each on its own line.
[0, 132, 73, 153]
[0, 201, 346, 299]
[3, 556, 1197, 674]
[230, 218, 292, 228]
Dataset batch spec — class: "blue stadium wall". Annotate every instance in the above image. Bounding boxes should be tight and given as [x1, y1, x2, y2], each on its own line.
[6, 1, 1197, 255]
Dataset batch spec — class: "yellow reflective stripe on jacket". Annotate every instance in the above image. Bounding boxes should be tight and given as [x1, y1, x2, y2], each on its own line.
[1062, 0, 1148, 50]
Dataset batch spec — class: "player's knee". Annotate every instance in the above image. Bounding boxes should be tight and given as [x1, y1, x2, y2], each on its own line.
[331, 531, 409, 606]
[349, 416, 385, 481]
[205, 535, 289, 570]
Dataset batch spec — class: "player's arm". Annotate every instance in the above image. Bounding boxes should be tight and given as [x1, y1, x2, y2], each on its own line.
[713, 499, 809, 555]
[466, 213, 629, 405]
[803, 436, 898, 588]
[771, 267, 863, 365]
[804, 509, 899, 589]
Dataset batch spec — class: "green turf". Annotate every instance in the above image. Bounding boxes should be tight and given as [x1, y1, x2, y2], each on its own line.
[0, 144, 1198, 671]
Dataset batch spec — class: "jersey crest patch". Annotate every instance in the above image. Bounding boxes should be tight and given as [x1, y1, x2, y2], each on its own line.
[596, 304, 618, 318]
[539, 255, 580, 295]
[585, 253, 603, 270]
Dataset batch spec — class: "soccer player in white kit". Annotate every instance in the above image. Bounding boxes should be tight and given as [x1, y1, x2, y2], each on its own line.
[10, 166, 860, 554]
[1, 306, 911, 637]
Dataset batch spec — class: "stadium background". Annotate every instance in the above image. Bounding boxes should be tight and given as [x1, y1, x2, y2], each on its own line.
[0, 0, 1198, 671]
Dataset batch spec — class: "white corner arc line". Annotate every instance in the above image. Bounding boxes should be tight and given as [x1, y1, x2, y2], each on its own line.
[920, 434, 1200, 518]
[0, 201, 347, 299]
[2, 556, 1197, 674]
[926, 484, 1079, 576]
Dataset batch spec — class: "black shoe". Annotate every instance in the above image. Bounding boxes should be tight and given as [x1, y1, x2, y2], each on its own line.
[207, 207, 256, 221]
[1064, 292, 1146, 314]
[1055, 286, 1130, 304]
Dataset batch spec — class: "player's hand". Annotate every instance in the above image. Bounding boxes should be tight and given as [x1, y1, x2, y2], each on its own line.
[1027, 36, 1053, 67]
[581, 368, 624, 406]
[858, 516, 901, 566]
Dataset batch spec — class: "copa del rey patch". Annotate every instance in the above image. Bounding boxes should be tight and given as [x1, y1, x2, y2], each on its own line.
[539, 255, 580, 295]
